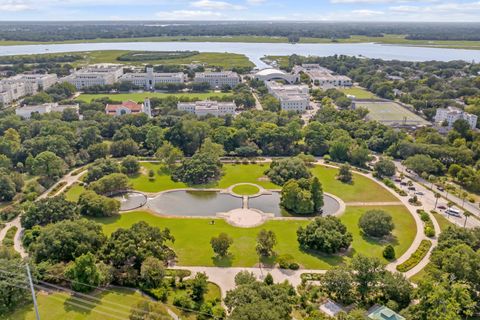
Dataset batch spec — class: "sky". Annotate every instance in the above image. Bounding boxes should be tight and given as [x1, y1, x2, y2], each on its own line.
[0, 0, 480, 22]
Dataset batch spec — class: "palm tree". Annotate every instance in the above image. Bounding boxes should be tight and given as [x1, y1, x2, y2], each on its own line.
[461, 191, 468, 208]
[464, 211, 472, 228]
[434, 192, 441, 209]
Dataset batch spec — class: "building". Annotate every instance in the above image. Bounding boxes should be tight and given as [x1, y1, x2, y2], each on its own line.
[194, 71, 239, 89]
[105, 99, 152, 118]
[119, 67, 186, 90]
[367, 305, 405, 320]
[177, 100, 236, 117]
[266, 81, 310, 112]
[295, 64, 352, 88]
[254, 68, 299, 84]
[0, 73, 57, 105]
[61, 64, 124, 89]
[15, 102, 79, 119]
[434, 106, 478, 129]
[319, 300, 345, 318]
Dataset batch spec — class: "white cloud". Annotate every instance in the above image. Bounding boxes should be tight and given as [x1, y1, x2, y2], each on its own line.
[0, 0, 31, 11]
[190, 0, 245, 10]
[155, 10, 224, 20]
[246, 0, 267, 4]
[351, 9, 384, 15]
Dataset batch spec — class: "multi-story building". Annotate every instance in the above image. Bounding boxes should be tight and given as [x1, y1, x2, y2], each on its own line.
[434, 106, 478, 129]
[295, 64, 352, 88]
[177, 100, 236, 117]
[0, 73, 57, 105]
[119, 67, 186, 89]
[105, 99, 152, 118]
[266, 81, 310, 112]
[18, 73, 58, 90]
[194, 71, 240, 89]
[61, 64, 124, 89]
[16, 102, 79, 119]
[0, 82, 29, 105]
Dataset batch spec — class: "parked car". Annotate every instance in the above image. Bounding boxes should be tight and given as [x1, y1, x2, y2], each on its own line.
[437, 186, 445, 192]
[400, 182, 408, 186]
[415, 191, 425, 196]
[437, 205, 447, 210]
[408, 186, 416, 191]
[394, 178, 402, 182]
[446, 208, 461, 217]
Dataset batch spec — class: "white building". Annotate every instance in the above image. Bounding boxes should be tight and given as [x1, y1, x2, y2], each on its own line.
[434, 106, 478, 129]
[61, 64, 124, 89]
[0, 73, 58, 105]
[105, 99, 152, 118]
[178, 100, 236, 117]
[194, 71, 239, 89]
[266, 81, 310, 112]
[295, 64, 352, 88]
[119, 67, 185, 90]
[16, 102, 79, 119]
[254, 68, 298, 84]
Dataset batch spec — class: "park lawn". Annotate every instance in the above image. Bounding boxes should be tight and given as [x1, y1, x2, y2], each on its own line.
[232, 184, 260, 195]
[339, 87, 378, 99]
[431, 211, 455, 232]
[64, 183, 86, 202]
[216, 164, 278, 189]
[96, 205, 415, 269]
[76, 91, 233, 103]
[310, 165, 397, 203]
[6, 287, 154, 320]
[129, 162, 187, 193]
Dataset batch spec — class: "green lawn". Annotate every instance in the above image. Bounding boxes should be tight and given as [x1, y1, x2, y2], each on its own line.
[131, 163, 397, 203]
[76, 91, 233, 103]
[431, 211, 455, 232]
[96, 205, 415, 269]
[355, 101, 430, 126]
[64, 183, 86, 202]
[232, 184, 260, 195]
[6, 287, 156, 320]
[339, 87, 378, 100]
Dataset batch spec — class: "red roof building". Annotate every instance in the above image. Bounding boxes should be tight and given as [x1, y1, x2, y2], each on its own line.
[105, 99, 151, 117]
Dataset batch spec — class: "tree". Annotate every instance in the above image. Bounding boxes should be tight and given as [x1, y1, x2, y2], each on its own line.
[155, 142, 183, 170]
[351, 255, 384, 301]
[404, 154, 443, 175]
[110, 139, 139, 157]
[29, 219, 106, 263]
[21, 195, 79, 229]
[210, 233, 233, 257]
[84, 158, 121, 183]
[87, 142, 110, 161]
[311, 177, 324, 212]
[191, 272, 209, 302]
[280, 178, 323, 215]
[358, 210, 394, 238]
[321, 266, 354, 304]
[199, 138, 224, 159]
[121, 155, 140, 175]
[463, 211, 473, 228]
[256, 229, 277, 257]
[129, 300, 170, 320]
[140, 257, 165, 289]
[329, 140, 350, 162]
[32, 151, 66, 179]
[264, 273, 274, 285]
[374, 158, 396, 177]
[0, 174, 16, 201]
[172, 152, 222, 185]
[383, 245, 396, 260]
[434, 192, 441, 209]
[337, 163, 353, 183]
[234, 271, 256, 286]
[65, 252, 102, 292]
[266, 157, 311, 186]
[297, 216, 352, 254]
[453, 119, 471, 138]
[89, 173, 130, 195]
[0, 258, 31, 316]
[78, 190, 120, 217]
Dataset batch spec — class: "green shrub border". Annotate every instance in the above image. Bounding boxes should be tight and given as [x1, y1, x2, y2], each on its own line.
[396, 239, 432, 272]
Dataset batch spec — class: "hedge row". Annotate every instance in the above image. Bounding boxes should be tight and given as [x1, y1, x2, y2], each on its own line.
[396, 239, 432, 272]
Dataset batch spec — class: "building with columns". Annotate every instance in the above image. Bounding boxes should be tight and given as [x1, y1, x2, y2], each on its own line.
[120, 67, 186, 90]
[178, 100, 236, 117]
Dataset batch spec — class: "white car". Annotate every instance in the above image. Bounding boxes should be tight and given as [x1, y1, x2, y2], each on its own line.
[445, 208, 461, 217]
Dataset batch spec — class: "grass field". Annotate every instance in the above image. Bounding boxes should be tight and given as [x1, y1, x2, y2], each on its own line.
[431, 211, 455, 232]
[339, 87, 378, 99]
[232, 184, 260, 195]
[355, 101, 430, 126]
[64, 183, 86, 202]
[96, 205, 415, 268]
[6, 288, 155, 320]
[131, 163, 397, 202]
[2, 34, 480, 50]
[76, 91, 233, 103]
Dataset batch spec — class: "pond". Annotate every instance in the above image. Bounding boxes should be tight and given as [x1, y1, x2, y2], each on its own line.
[145, 190, 340, 217]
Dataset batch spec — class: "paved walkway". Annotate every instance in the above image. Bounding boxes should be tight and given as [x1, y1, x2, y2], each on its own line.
[0, 216, 26, 257]
[345, 201, 403, 206]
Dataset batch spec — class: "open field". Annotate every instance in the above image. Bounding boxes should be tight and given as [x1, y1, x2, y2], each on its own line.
[339, 87, 379, 100]
[64, 183, 86, 202]
[5, 287, 154, 320]
[2, 34, 480, 50]
[96, 205, 415, 269]
[355, 101, 430, 126]
[76, 92, 233, 103]
[131, 163, 397, 202]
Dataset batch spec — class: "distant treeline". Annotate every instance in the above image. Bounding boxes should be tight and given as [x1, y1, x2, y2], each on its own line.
[0, 54, 82, 65]
[1, 22, 480, 41]
[117, 51, 199, 62]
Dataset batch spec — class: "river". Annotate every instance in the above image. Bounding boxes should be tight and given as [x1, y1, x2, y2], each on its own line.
[1, 42, 480, 67]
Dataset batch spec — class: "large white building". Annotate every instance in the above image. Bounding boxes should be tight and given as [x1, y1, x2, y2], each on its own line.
[105, 99, 152, 118]
[266, 81, 310, 112]
[119, 67, 186, 90]
[61, 64, 124, 89]
[16, 102, 79, 119]
[434, 106, 478, 129]
[254, 68, 299, 84]
[178, 100, 236, 117]
[0, 73, 57, 105]
[295, 64, 352, 88]
[194, 71, 239, 89]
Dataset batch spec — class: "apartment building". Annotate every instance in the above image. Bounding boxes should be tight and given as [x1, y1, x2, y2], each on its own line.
[16, 102, 79, 119]
[120, 67, 185, 89]
[61, 64, 124, 89]
[296, 64, 352, 88]
[434, 106, 478, 129]
[194, 71, 240, 89]
[0, 73, 58, 105]
[266, 81, 310, 112]
[177, 100, 236, 117]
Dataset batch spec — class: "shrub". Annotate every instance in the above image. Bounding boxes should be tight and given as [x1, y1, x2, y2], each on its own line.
[148, 287, 169, 302]
[396, 240, 432, 272]
[383, 245, 396, 260]
[277, 254, 295, 269]
[359, 210, 394, 238]
[424, 226, 435, 238]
